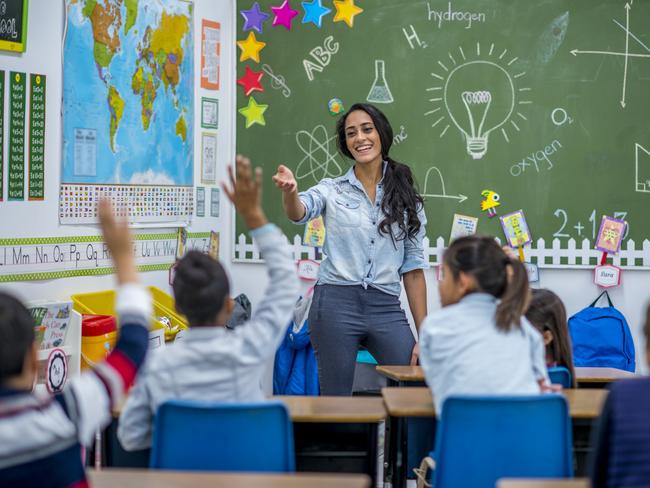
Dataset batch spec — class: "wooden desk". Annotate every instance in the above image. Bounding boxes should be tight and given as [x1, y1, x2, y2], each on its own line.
[375, 365, 425, 387]
[574, 367, 636, 387]
[377, 365, 636, 388]
[274, 396, 385, 487]
[276, 395, 386, 423]
[381, 387, 607, 488]
[498, 479, 589, 488]
[88, 468, 371, 488]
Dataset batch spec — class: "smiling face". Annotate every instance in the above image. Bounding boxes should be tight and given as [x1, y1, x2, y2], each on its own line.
[344, 110, 383, 165]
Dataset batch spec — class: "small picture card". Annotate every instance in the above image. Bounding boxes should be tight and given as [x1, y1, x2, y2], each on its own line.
[46, 348, 68, 394]
[208, 231, 220, 260]
[450, 214, 478, 242]
[201, 97, 219, 129]
[303, 216, 325, 247]
[30, 302, 72, 350]
[297, 259, 320, 281]
[196, 187, 205, 217]
[201, 133, 218, 184]
[499, 209, 532, 248]
[176, 227, 188, 259]
[210, 188, 220, 217]
[594, 264, 622, 288]
[524, 262, 539, 283]
[595, 215, 627, 254]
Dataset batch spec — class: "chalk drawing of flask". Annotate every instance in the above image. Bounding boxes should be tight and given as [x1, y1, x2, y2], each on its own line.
[367, 60, 394, 104]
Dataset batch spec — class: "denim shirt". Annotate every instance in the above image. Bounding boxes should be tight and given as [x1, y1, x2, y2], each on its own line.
[295, 163, 428, 296]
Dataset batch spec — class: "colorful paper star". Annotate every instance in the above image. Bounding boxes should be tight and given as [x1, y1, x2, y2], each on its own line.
[239, 96, 268, 128]
[237, 66, 265, 96]
[333, 0, 363, 28]
[302, 0, 331, 28]
[271, 0, 299, 31]
[237, 31, 266, 63]
[240, 2, 270, 33]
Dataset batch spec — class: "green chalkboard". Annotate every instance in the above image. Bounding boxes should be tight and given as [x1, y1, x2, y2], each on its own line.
[235, 0, 650, 267]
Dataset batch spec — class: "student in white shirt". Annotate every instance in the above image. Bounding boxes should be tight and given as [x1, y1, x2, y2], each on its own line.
[419, 235, 549, 415]
[118, 156, 299, 451]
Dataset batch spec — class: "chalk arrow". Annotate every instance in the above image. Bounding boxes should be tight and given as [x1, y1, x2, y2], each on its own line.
[570, 49, 650, 58]
[423, 193, 468, 203]
[621, 2, 631, 108]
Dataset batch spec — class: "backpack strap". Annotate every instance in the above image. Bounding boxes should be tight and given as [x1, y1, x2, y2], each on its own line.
[590, 290, 614, 308]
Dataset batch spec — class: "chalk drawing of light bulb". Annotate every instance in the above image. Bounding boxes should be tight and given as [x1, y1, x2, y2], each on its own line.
[445, 61, 514, 159]
[425, 44, 531, 160]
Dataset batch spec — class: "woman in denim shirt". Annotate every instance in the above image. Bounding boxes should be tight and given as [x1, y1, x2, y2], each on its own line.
[273, 103, 428, 395]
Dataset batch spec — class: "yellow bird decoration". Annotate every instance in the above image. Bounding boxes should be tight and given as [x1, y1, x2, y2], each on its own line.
[480, 190, 500, 218]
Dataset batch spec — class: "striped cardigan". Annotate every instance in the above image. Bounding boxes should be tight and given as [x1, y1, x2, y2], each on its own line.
[591, 377, 650, 488]
[0, 284, 151, 487]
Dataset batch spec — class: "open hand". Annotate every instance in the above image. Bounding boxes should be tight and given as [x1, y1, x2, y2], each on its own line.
[410, 343, 420, 366]
[222, 155, 268, 230]
[272, 164, 298, 193]
[98, 199, 137, 283]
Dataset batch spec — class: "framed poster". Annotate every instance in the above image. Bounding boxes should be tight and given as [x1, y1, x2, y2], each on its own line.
[0, 0, 28, 53]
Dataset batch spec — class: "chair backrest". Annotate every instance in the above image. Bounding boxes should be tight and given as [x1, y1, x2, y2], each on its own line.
[432, 395, 573, 488]
[149, 400, 295, 472]
[547, 366, 572, 388]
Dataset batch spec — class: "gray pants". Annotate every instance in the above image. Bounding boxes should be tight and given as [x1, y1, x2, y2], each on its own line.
[308, 284, 416, 396]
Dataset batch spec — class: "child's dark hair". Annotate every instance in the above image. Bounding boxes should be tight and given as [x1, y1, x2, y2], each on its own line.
[336, 103, 424, 242]
[443, 236, 529, 331]
[0, 292, 35, 383]
[525, 288, 576, 387]
[172, 251, 230, 327]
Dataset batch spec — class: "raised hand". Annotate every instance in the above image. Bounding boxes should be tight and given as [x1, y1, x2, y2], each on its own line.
[222, 155, 268, 230]
[98, 199, 137, 284]
[272, 164, 298, 194]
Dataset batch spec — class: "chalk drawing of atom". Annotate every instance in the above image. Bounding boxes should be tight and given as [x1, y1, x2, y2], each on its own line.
[295, 125, 344, 183]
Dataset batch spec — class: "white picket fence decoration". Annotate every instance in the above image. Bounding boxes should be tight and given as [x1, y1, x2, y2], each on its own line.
[234, 234, 650, 269]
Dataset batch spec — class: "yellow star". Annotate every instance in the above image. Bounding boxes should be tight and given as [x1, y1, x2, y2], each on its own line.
[237, 32, 266, 63]
[333, 0, 363, 28]
[238, 96, 268, 128]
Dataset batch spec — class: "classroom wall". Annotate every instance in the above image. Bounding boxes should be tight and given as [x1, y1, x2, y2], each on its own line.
[1, 0, 648, 375]
[0, 0, 234, 300]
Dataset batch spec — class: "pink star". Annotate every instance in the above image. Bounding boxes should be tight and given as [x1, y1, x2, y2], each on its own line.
[271, 0, 299, 31]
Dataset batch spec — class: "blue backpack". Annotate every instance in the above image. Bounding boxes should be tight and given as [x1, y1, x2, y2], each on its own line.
[568, 291, 635, 372]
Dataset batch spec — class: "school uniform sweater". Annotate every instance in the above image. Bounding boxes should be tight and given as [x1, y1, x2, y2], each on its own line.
[419, 293, 549, 415]
[590, 377, 650, 488]
[0, 284, 151, 488]
[117, 224, 299, 451]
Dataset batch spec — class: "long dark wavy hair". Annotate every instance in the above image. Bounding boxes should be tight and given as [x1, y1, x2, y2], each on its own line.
[336, 103, 423, 242]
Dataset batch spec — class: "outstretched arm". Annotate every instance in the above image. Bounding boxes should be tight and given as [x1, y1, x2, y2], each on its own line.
[272, 164, 306, 222]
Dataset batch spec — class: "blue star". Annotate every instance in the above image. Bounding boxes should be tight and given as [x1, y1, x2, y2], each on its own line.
[241, 2, 270, 33]
[302, 0, 331, 28]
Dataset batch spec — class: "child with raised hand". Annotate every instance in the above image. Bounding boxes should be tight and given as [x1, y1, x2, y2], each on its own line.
[117, 155, 299, 451]
[525, 288, 576, 387]
[419, 235, 549, 414]
[0, 200, 151, 487]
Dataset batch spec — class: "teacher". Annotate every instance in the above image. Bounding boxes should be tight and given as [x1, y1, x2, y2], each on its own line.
[272, 103, 428, 396]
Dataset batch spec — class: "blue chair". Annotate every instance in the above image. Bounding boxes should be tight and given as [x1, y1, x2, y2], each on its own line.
[548, 366, 573, 388]
[149, 400, 295, 472]
[431, 395, 573, 488]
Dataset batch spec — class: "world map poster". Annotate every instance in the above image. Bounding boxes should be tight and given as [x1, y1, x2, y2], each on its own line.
[61, 0, 194, 225]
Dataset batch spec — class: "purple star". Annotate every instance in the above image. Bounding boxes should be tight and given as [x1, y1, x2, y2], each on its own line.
[271, 0, 299, 31]
[241, 2, 270, 33]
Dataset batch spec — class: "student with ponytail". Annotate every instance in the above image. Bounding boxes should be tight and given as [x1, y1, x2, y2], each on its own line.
[273, 103, 428, 396]
[419, 236, 549, 414]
